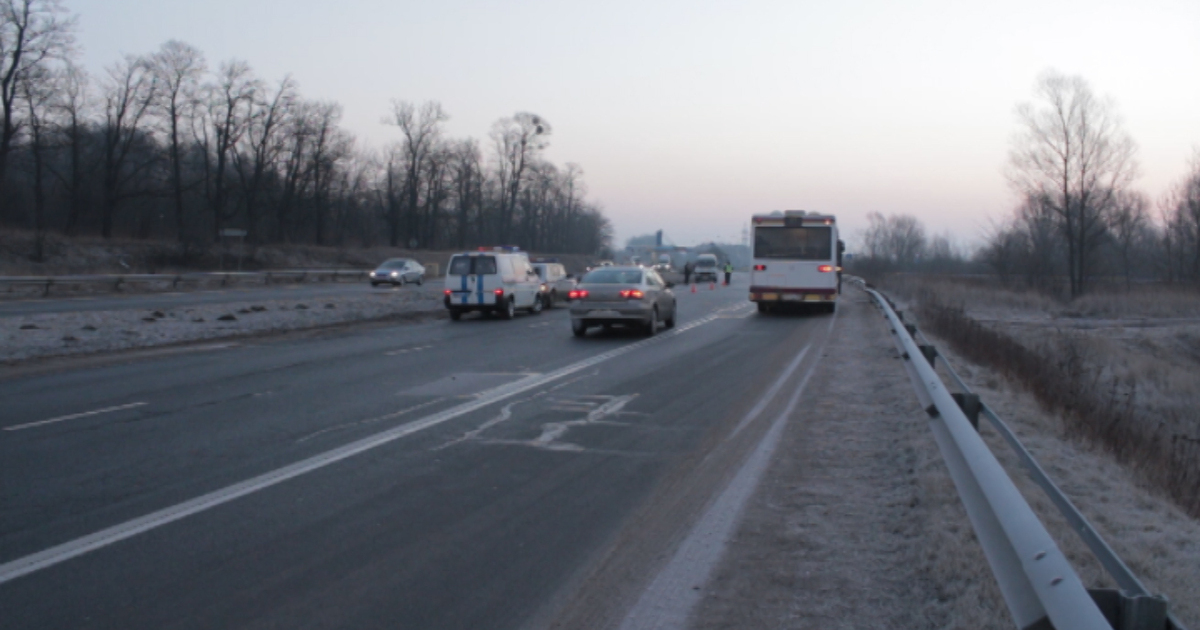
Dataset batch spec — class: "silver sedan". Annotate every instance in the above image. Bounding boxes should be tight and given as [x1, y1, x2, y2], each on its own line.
[569, 266, 677, 337]
[369, 258, 425, 287]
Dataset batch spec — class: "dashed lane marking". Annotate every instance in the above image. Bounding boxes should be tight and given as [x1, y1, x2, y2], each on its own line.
[5, 402, 148, 432]
[0, 313, 724, 585]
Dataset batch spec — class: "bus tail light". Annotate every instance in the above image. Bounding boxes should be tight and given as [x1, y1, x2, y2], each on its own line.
[568, 289, 588, 300]
[494, 288, 505, 296]
[753, 264, 767, 271]
[619, 290, 645, 299]
[818, 265, 834, 273]
[444, 289, 452, 295]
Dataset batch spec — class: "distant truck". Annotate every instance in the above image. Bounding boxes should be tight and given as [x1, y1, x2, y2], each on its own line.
[693, 254, 719, 283]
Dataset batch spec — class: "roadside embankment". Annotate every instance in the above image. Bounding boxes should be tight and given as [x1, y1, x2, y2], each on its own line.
[880, 276, 1200, 627]
[1, 286, 444, 364]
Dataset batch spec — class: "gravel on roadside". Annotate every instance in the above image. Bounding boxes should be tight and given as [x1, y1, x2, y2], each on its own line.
[0, 286, 444, 363]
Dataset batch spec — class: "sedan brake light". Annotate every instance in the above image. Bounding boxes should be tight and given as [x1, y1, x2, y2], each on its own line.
[568, 289, 589, 300]
[619, 289, 645, 299]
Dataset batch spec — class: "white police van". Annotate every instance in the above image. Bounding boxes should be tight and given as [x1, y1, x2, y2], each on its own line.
[443, 247, 545, 321]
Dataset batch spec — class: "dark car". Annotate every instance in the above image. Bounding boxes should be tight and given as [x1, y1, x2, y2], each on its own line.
[569, 266, 676, 337]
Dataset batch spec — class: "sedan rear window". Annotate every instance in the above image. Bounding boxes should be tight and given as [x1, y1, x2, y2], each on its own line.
[583, 269, 643, 284]
[449, 255, 497, 275]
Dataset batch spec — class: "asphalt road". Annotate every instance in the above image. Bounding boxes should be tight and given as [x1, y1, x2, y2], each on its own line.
[0, 281, 429, 318]
[0, 276, 841, 630]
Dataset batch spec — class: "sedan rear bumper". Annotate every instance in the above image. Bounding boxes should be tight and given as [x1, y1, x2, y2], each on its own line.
[569, 301, 653, 325]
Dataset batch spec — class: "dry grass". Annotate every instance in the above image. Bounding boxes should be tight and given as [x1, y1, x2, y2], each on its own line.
[927, 332, 1200, 628]
[877, 275, 1200, 519]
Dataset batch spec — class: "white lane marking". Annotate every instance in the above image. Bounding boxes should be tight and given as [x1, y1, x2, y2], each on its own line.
[4, 402, 148, 432]
[295, 398, 446, 444]
[0, 314, 719, 585]
[619, 304, 839, 630]
[727, 345, 810, 440]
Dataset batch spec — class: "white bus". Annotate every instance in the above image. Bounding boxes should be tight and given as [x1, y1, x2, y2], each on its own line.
[749, 210, 844, 314]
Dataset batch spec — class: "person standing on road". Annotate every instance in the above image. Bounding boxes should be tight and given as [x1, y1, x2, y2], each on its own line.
[683, 261, 692, 285]
[723, 261, 733, 286]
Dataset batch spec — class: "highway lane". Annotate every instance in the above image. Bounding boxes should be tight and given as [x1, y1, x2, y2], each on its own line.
[0, 276, 843, 629]
[0, 280, 429, 317]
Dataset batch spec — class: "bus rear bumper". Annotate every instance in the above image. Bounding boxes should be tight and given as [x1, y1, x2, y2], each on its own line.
[749, 287, 837, 303]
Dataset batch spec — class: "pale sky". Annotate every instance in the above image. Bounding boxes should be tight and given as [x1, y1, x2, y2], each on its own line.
[69, 0, 1200, 251]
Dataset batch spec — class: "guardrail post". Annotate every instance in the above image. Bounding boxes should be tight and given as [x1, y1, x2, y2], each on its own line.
[918, 344, 938, 368]
[1089, 589, 1170, 630]
[951, 393, 981, 431]
[113, 276, 124, 292]
[43, 278, 52, 297]
[904, 323, 917, 336]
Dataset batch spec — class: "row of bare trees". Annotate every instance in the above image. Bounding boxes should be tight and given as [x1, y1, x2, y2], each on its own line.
[0, 1, 612, 260]
[854, 212, 972, 274]
[983, 70, 1200, 295]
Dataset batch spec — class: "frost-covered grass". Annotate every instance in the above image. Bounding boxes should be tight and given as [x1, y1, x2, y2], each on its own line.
[1, 287, 444, 363]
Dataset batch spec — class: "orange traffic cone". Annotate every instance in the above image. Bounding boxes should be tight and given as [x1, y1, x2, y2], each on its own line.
[709, 282, 715, 290]
[690, 283, 697, 293]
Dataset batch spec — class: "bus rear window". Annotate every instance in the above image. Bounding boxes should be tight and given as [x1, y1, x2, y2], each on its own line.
[754, 226, 832, 260]
[449, 255, 497, 275]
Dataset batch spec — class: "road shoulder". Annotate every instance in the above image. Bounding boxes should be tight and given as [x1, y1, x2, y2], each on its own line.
[687, 289, 1009, 629]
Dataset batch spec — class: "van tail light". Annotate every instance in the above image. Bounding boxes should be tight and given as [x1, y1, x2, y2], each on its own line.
[818, 265, 834, 273]
[753, 264, 766, 271]
[444, 289, 451, 295]
[568, 289, 588, 300]
[494, 288, 505, 296]
[619, 290, 645, 299]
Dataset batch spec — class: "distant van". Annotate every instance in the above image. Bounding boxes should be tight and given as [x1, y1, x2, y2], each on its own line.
[693, 254, 719, 283]
[444, 249, 545, 320]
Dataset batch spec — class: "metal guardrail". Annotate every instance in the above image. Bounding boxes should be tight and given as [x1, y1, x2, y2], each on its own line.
[0, 269, 371, 297]
[856, 278, 1183, 630]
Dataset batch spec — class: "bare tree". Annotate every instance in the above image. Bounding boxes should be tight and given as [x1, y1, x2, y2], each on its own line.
[491, 112, 548, 243]
[233, 75, 294, 242]
[1008, 70, 1138, 297]
[46, 61, 87, 233]
[197, 59, 257, 239]
[99, 54, 157, 238]
[1108, 189, 1149, 288]
[0, 0, 73, 220]
[20, 63, 51, 258]
[862, 212, 927, 269]
[149, 39, 205, 245]
[386, 100, 447, 248]
[306, 100, 349, 245]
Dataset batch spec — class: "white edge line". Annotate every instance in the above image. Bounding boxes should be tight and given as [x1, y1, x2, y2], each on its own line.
[5, 402, 148, 432]
[727, 344, 810, 440]
[619, 305, 838, 630]
[0, 311, 722, 585]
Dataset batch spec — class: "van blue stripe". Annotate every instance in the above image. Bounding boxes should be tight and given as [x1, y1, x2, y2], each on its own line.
[460, 270, 468, 305]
